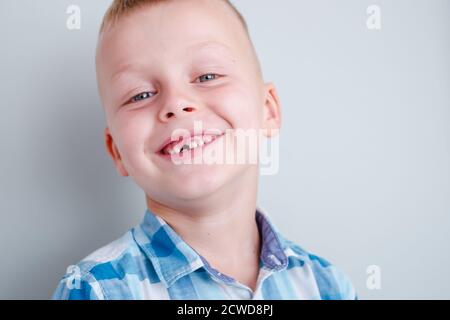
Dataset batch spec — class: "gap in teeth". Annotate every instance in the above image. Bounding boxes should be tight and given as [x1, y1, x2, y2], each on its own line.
[166, 135, 216, 155]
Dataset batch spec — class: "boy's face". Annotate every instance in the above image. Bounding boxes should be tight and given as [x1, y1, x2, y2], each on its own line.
[96, 0, 281, 205]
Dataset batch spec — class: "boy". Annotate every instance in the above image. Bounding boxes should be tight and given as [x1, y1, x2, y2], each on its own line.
[52, 0, 357, 299]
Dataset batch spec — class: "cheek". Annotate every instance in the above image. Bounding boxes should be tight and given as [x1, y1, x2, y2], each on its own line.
[211, 84, 262, 130]
[115, 110, 154, 160]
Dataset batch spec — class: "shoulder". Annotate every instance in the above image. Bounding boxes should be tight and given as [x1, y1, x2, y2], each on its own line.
[52, 230, 142, 300]
[279, 234, 358, 300]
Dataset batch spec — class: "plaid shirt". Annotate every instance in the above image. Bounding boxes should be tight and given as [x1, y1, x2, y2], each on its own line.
[52, 207, 357, 300]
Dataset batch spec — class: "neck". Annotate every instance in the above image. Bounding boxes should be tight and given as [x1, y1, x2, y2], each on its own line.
[146, 166, 261, 287]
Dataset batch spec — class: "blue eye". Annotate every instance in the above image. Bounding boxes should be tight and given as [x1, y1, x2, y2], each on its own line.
[127, 74, 219, 104]
[198, 73, 219, 82]
[131, 92, 153, 103]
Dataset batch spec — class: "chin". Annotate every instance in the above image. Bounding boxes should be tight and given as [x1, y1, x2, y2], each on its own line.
[167, 164, 240, 201]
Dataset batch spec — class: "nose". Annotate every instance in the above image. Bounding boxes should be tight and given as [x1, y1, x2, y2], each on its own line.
[157, 90, 199, 122]
[159, 105, 197, 122]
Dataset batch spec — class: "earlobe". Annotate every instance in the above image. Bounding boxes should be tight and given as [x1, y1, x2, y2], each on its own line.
[104, 127, 129, 177]
[262, 83, 282, 138]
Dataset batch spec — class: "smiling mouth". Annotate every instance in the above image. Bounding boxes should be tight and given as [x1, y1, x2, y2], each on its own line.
[157, 132, 225, 158]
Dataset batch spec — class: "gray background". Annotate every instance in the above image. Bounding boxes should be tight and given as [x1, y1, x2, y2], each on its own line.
[0, 0, 449, 299]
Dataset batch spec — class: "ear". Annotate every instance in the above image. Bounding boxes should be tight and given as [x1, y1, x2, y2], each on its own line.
[261, 82, 282, 137]
[104, 127, 129, 177]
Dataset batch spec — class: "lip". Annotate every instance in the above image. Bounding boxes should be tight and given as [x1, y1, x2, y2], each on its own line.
[157, 133, 225, 162]
[156, 128, 226, 154]
[156, 131, 226, 161]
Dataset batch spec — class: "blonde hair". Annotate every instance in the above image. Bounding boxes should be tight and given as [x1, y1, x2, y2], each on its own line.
[99, 0, 249, 35]
[98, 0, 262, 79]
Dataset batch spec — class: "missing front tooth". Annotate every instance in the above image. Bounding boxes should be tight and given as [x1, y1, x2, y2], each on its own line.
[180, 144, 190, 153]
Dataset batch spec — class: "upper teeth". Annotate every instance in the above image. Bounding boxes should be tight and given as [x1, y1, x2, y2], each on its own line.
[166, 135, 216, 155]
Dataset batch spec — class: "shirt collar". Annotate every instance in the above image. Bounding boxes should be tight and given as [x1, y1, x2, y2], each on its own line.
[132, 206, 288, 288]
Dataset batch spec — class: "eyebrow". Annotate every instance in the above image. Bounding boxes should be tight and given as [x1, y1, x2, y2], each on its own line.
[109, 41, 235, 83]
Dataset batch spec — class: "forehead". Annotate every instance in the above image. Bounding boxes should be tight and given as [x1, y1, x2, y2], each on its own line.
[111, 41, 236, 83]
[96, 0, 247, 78]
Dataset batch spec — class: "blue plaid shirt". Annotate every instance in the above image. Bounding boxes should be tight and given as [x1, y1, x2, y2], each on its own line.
[52, 207, 357, 300]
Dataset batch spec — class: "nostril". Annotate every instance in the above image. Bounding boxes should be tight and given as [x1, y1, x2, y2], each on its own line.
[183, 107, 194, 112]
